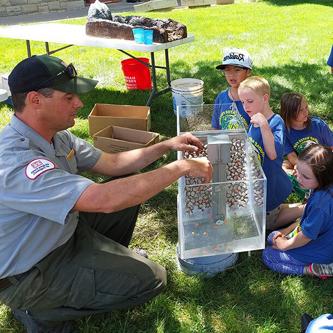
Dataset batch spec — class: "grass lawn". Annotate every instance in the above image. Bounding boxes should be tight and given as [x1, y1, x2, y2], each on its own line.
[1, 0, 333, 332]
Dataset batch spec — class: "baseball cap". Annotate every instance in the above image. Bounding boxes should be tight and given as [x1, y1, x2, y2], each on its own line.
[8, 54, 98, 95]
[216, 48, 253, 70]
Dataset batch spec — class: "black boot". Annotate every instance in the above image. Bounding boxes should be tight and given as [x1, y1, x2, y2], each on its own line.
[13, 309, 74, 333]
[300, 313, 313, 333]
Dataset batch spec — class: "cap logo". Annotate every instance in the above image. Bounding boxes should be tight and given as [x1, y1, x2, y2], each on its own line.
[25, 158, 56, 180]
[224, 52, 245, 62]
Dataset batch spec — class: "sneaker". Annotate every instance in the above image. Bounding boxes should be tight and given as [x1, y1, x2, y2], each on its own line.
[13, 309, 74, 333]
[134, 248, 148, 258]
[300, 313, 313, 333]
[308, 263, 332, 280]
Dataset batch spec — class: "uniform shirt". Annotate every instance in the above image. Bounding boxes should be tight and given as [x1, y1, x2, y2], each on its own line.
[288, 187, 333, 264]
[0, 115, 102, 278]
[248, 114, 292, 211]
[211, 88, 250, 130]
[285, 117, 333, 155]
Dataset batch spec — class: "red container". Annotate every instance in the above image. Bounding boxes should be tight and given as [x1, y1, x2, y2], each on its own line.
[121, 58, 152, 90]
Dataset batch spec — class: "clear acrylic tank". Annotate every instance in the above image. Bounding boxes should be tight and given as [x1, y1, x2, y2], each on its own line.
[177, 104, 267, 260]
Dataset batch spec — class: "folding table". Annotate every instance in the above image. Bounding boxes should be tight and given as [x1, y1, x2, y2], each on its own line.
[0, 23, 194, 105]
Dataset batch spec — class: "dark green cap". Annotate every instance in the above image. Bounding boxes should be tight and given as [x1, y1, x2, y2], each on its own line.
[8, 54, 98, 94]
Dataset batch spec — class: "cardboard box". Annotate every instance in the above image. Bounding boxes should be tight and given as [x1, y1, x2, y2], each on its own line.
[93, 125, 159, 153]
[88, 103, 151, 135]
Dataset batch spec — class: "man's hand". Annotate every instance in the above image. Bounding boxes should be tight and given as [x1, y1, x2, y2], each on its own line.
[166, 133, 203, 153]
[183, 157, 213, 183]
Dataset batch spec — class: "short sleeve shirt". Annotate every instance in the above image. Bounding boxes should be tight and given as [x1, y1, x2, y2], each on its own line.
[0, 115, 102, 277]
[248, 114, 292, 211]
[288, 187, 333, 264]
[285, 117, 333, 155]
[211, 89, 250, 130]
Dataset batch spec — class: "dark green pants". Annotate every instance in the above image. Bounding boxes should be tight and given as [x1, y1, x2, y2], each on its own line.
[0, 206, 167, 323]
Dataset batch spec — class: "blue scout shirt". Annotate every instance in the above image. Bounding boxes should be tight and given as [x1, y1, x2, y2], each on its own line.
[212, 88, 250, 130]
[285, 117, 333, 155]
[0, 116, 102, 278]
[248, 113, 292, 211]
[288, 187, 333, 264]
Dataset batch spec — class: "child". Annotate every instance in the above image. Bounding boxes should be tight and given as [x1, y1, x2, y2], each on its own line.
[328, 45, 333, 74]
[262, 144, 333, 276]
[211, 48, 252, 130]
[280, 92, 333, 199]
[280, 92, 333, 174]
[238, 76, 302, 230]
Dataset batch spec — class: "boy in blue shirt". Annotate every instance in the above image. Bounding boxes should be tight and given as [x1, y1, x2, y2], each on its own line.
[238, 76, 303, 230]
[211, 48, 252, 130]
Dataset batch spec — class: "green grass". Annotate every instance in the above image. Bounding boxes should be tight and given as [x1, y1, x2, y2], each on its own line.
[1, 1, 333, 332]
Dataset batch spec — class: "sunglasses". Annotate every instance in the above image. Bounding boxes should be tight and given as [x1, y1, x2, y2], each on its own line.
[38, 63, 77, 87]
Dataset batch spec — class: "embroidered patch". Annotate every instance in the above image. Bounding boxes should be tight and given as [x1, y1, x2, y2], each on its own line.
[25, 159, 56, 180]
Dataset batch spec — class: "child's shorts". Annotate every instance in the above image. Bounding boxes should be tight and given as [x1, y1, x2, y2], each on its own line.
[266, 205, 281, 230]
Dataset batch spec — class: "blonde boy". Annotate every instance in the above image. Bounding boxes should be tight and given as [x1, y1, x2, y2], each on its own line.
[238, 76, 303, 229]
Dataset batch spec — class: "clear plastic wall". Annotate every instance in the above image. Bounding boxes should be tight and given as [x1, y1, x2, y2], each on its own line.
[177, 104, 266, 259]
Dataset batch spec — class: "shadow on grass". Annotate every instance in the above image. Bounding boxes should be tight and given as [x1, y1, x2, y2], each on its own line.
[77, 291, 184, 333]
[141, 186, 178, 241]
[73, 252, 333, 332]
[160, 252, 333, 332]
[263, 0, 333, 7]
[5, 254, 331, 333]
[77, 59, 333, 135]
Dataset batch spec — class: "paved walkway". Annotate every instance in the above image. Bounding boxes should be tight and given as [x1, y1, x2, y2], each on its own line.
[0, 0, 136, 25]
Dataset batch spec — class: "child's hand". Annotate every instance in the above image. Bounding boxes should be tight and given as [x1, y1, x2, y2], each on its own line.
[272, 232, 286, 249]
[272, 235, 289, 250]
[250, 113, 269, 128]
[292, 165, 297, 176]
[272, 231, 284, 242]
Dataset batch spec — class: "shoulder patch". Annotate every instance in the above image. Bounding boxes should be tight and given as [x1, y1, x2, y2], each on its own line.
[25, 159, 56, 180]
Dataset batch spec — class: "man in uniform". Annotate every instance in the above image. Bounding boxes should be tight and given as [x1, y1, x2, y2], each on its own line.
[0, 54, 212, 332]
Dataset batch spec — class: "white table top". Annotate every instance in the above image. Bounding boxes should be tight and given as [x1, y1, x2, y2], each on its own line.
[0, 89, 8, 102]
[0, 23, 194, 52]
